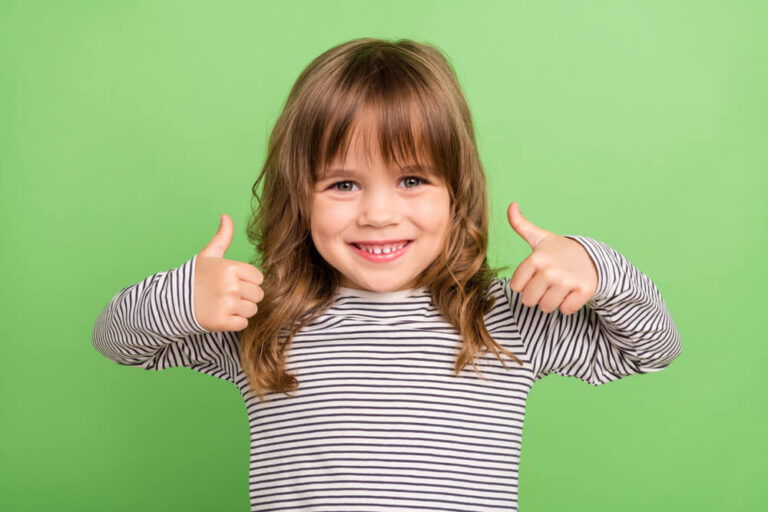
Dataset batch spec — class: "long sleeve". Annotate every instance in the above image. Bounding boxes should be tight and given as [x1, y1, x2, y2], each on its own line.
[502, 235, 682, 386]
[92, 254, 241, 383]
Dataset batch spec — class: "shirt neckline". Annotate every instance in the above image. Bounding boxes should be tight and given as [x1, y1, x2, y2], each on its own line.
[335, 286, 429, 302]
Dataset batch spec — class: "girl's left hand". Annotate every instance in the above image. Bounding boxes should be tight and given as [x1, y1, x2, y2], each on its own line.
[507, 202, 599, 315]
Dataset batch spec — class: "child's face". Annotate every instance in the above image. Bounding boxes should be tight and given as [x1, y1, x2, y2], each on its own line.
[310, 126, 451, 293]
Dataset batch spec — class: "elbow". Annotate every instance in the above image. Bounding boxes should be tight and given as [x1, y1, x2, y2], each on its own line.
[91, 321, 111, 360]
[638, 329, 682, 374]
[636, 316, 682, 370]
[91, 319, 134, 366]
[588, 328, 682, 387]
[92, 328, 122, 364]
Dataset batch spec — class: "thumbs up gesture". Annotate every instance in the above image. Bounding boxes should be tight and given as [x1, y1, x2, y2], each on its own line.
[507, 202, 599, 315]
[193, 214, 265, 332]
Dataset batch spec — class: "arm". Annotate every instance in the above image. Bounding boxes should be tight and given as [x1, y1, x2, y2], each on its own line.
[503, 235, 682, 386]
[91, 254, 241, 383]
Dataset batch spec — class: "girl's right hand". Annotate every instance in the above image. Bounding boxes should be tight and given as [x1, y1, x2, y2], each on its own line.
[193, 214, 265, 332]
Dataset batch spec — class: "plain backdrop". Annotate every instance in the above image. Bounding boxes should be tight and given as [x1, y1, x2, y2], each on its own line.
[1, 1, 765, 510]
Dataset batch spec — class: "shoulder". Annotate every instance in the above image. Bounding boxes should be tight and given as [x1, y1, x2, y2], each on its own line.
[486, 275, 513, 310]
[487, 276, 511, 296]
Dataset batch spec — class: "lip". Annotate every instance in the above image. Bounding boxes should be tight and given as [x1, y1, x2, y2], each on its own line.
[348, 240, 412, 262]
[350, 239, 411, 245]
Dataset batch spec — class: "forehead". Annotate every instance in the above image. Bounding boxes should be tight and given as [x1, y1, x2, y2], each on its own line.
[318, 164, 436, 184]
[322, 123, 432, 172]
[319, 107, 434, 176]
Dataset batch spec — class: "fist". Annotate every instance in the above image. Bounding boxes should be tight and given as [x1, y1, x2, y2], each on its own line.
[507, 202, 599, 315]
[193, 214, 265, 332]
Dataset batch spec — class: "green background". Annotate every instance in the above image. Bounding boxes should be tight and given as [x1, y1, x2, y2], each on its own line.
[2, 0, 765, 510]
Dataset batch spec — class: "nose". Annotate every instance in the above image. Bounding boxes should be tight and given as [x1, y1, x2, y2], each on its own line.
[358, 187, 401, 227]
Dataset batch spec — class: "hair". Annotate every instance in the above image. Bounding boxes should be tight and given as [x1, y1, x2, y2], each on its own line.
[240, 37, 523, 403]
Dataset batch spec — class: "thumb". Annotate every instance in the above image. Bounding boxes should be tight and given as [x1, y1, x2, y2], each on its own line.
[507, 202, 550, 249]
[198, 214, 233, 258]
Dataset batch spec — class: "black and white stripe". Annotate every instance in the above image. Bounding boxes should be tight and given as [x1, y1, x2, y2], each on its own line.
[93, 235, 681, 511]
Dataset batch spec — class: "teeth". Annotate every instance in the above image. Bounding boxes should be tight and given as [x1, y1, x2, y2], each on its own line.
[357, 241, 408, 254]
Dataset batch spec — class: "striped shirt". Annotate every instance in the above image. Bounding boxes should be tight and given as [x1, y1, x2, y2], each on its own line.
[92, 235, 681, 511]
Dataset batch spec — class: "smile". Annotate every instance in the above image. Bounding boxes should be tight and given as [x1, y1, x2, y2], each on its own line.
[349, 240, 412, 262]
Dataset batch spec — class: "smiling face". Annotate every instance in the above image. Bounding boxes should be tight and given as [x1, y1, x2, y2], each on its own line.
[310, 113, 452, 293]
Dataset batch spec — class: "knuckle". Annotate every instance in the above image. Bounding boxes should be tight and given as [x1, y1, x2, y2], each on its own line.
[541, 266, 558, 281]
[529, 252, 545, 267]
[224, 296, 238, 312]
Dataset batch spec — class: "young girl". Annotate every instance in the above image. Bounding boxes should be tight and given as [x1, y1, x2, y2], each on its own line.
[93, 37, 681, 511]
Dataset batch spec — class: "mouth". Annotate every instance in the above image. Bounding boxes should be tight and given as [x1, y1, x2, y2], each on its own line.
[348, 240, 412, 261]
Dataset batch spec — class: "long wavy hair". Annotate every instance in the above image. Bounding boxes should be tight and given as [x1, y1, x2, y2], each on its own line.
[240, 37, 523, 402]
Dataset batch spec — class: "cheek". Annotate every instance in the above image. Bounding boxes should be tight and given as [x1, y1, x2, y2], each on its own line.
[411, 191, 451, 234]
[311, 198, 352, 240]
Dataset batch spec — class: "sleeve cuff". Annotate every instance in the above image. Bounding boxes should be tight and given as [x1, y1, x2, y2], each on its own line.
[561, 234, 622, 303]
[163, 254, 212, 335]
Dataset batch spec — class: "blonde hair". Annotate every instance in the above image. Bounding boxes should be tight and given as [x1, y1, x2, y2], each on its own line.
[241, 37, 522, 402]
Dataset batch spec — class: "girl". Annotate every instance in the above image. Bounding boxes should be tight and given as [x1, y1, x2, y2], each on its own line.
[93, 37, 681, 511]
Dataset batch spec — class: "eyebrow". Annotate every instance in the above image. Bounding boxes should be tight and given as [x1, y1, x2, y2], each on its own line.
[318, 165, 434, 181]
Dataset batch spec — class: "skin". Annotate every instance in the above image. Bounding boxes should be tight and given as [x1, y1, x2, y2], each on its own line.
[308, 108, 599, 313]
[189, 113, 600, 329]
[310, 117, 451, 293]
[189, 200, 601, 332]
[506, 201, 600, 315]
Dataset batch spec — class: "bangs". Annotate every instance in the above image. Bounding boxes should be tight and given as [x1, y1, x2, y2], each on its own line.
[309, 52, 456, 186]
[315, 102, 441, 182]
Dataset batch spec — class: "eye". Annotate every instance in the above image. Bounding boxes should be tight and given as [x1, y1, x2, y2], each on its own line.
[327, 176, 429, 192]
[330, 180, 359, 192]
[400, 176, 428, 188]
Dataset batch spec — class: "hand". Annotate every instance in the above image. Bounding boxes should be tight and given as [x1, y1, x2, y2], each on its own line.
[194, 214, 265, 332]
[507, 202, 598, 315]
